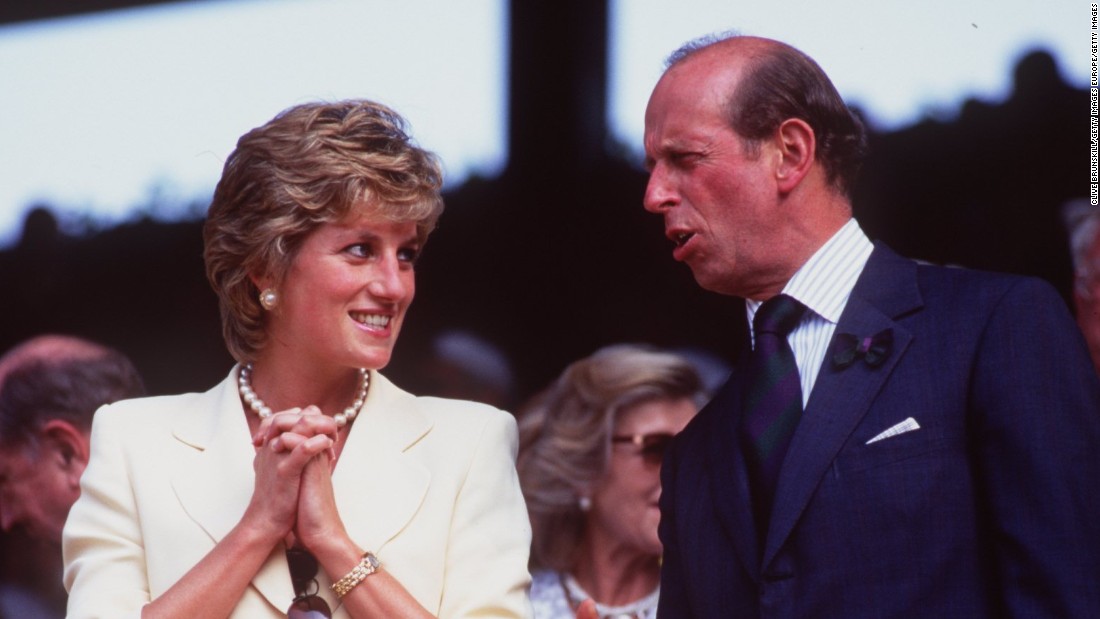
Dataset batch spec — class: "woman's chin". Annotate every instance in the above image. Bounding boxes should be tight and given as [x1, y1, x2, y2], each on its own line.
[351, 345, 395, 371]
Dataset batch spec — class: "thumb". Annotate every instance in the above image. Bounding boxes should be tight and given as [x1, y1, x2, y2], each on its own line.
[576, 599, 598, 619]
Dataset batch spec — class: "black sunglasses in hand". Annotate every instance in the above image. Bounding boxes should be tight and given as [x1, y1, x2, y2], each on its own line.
[286, 548, 332, 619]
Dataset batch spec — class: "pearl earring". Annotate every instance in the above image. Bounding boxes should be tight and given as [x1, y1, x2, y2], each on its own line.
[578, 496, 592, 512]
[259, 288, 278, 310]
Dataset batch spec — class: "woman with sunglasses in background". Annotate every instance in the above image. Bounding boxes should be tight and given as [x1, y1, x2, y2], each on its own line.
[62, 100, 532, 618]
[516, 345, 705, 619]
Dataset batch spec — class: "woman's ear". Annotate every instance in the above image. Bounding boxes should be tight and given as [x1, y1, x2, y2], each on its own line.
[40, 419, 90, 490]
[249, 270, 272, 293]
[773, 118, 817, 194]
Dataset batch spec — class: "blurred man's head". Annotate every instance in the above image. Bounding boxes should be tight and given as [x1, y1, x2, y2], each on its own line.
[0, 336, 144, 544]
[1065, 201, 1100, 374]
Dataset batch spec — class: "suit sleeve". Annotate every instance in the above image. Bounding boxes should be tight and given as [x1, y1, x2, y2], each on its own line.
[970, 277, 1100, 616]
[436, 410, 533, 619]
[656, 434, 691, 619]
[62, 405, 149, 619]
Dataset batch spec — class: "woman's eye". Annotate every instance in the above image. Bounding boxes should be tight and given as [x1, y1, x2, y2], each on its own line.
[397, 247, 420, 264]
[346, 243, 372, 258]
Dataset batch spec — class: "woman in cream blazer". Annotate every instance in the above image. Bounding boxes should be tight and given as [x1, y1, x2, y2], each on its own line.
[65, 369, 531, 618]
[62, 100, 531, 618]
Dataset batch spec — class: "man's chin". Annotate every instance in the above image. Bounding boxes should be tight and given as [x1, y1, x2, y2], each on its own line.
[691, 269, 739, 297]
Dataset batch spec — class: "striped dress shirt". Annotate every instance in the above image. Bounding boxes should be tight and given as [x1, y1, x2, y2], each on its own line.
[746, 218, 874, 407]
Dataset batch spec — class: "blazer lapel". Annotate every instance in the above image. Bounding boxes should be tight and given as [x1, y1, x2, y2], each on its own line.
[331, 372, 432, 557]
[169, 368, 294, 612]
[763, 246, 922, 565]
[703, 346, 761, 581]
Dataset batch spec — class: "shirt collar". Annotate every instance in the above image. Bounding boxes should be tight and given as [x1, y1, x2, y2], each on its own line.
[746, 218, 873, 326]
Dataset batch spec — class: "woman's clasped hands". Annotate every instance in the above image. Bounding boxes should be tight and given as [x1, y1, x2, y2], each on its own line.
[246, 407, 347, 550]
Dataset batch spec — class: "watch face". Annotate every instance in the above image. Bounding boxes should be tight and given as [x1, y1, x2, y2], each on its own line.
[287, 595, 332, 619]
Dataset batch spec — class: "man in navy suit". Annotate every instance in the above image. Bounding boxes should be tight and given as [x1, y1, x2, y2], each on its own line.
[643, 34, 1100, 617]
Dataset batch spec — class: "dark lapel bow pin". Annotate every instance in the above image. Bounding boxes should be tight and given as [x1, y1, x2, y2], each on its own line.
[831, 328, 893, 369]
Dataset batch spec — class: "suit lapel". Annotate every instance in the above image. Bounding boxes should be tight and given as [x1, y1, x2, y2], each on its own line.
[332, 372, 432, 556]
[169, 368, 294, 612]
[703, 345, 761, 580]
[763, 246, 923, 565]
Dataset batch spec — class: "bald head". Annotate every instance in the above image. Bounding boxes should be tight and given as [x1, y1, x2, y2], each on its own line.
[0, 335, 144, 447]
[665, 33, 778, 68]
[660, 34, 867, 197]
[0, 336, 118, 382]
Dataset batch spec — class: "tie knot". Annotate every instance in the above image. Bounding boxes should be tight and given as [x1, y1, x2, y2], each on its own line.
[754, 294, 806, 336]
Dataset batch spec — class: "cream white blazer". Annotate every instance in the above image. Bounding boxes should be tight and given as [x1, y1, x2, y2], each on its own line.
[63, 368, 533, 618]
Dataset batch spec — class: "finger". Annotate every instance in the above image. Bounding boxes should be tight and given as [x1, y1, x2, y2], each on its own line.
[267, 429, 325, 454]
[252, 407, 304, 445]
[268, 428, 332, 454]
[253, 407, 333, 446]
[297, 433, 336, 458]
[263, 407, 335, 440]
[270, 432, 308, 453]
[279, 434, 335, 471]
[288, 408, 338, 440]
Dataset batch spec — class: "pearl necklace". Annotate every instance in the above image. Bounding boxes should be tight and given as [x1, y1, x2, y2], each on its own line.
[237, 363, 369, 427]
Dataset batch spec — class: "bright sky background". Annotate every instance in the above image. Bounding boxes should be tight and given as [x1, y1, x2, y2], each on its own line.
[609, 0, 1085, 154]
[0, 0, 508, 247]
[0, 0, 1086, 248]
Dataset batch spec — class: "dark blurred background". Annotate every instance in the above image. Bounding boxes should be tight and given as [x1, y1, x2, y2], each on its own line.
[0, 0, 1086, 404]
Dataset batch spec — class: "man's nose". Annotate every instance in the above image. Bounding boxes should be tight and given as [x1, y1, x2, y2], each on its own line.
[0, 503, 19, 533]
[643, 165, 676, 213]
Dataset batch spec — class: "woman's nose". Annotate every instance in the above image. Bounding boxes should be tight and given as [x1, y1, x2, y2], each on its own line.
[367, 258, 408, 299]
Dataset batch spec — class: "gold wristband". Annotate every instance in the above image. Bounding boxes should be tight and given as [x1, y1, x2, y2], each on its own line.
[331, 551, 381, 598]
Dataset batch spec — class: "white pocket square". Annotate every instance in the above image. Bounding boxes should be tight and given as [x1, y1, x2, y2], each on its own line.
[866, 417, 920, 444]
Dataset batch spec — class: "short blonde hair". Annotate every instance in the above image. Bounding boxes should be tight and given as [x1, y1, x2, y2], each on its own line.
[203, 100, 444, 363]
[516, 344, 705, 572]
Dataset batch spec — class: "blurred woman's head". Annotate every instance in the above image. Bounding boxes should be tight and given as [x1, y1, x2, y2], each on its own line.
[204, 100, 444, 364]
[517, 344, 706, 572]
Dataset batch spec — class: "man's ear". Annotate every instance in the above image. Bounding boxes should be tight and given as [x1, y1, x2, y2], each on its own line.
[774, 118, 816, 194]
[40, 419, 90, 489]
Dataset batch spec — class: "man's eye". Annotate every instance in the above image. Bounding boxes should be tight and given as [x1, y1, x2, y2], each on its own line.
[670, 151, 699, 165]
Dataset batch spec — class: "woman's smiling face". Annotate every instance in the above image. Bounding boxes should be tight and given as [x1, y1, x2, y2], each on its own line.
[262, 209, 421, 373]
